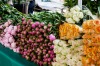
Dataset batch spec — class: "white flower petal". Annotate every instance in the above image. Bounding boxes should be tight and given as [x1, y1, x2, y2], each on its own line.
[66, 18, 75, 24]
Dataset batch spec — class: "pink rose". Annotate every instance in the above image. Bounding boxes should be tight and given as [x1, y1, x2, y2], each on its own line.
[13, 26, 17, 31]
[4, 22, 9, 27]
[11, 42, 16, 48]
[5, 33, 11, 38]
[9, 37, 14, 43]
[5, 43, 10, 47]
[11, 30, 16, 35]
[4, 27, 8, 32]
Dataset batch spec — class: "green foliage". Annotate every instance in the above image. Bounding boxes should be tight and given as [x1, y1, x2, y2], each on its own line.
[64, 0, 78, 8]
[0, 0, 9, 3]
[27, 11, 65, 37]
[0, 3, 25, 25]
[83, 0, 100, 15]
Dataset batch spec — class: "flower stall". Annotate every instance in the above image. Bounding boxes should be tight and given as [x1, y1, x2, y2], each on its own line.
[0, 0, 100, 66]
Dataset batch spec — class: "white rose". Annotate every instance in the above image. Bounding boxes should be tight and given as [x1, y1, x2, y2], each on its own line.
[52, 62, 60, 66]
[68, 39, 73, 44]
[70, 7, 75, 12]
[77, 12, 84, 18]
[54, 45, 59, 49]
[61, 63, 67, 66]
[71, 10, 77, 15]
[58, 40, 66, 46]
[54, 46, 60, 53]
[60, 60, 67, 64]
[76, 61, 82, 66]
[60, 55, 66, 60]
[67, 12, 73, 18]
[66, 18, 75, 24]
[53, 39, 60, 45]
[66, 54, 72, 59]
[56, 54, 61, 58]
[54, 48, 58, 53]
[74, 6, 81, 12]
[52, 62, 56, 66]
[72, 15, 80, 22]
[61, 49, 67, 55]
[70, 6, 81, 12]
[64, 11, 70, 18]
[62, 43, 67, 48]
[56, 56, 61, 62]
[57, 47, 63, 53]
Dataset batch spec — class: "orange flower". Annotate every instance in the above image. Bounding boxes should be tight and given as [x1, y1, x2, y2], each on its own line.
[82, 20, 100, 66]
[82, 34, 92, 39]
[59, 23, 80, 40]
[82, 21, 90, 29]
[93, 19, 100, 25]
[94, 25, 100, 33]
[91, 35, 100, 43]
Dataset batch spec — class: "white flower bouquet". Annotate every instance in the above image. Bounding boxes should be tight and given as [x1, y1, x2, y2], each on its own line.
[53, 39, 83, 66]
[64, 6, 84, 24]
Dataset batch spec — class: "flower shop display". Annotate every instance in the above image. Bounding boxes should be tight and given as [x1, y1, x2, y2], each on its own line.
[53, 39, 83, 66]
[0, 1, 100, 66]
[59, 22, 82, 40]
[82, 19, 100, 66]
[64, 6, 83, 24]
[15, 18, 56, 66]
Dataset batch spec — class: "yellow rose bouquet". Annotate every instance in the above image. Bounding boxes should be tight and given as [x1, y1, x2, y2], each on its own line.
[59, 22, 82, 40]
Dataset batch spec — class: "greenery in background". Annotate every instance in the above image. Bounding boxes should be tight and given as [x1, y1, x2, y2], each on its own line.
[64, 0, 100, 15]
[0, 0, 29, 4]
[0, 0, 8, 3]
[27, 11, 65, 37]
[0, 2, 65, 37]
[64, 0, 78, 8]
[0, 2, 25, 25]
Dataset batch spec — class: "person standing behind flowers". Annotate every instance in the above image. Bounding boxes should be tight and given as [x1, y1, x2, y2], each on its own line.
[28, 0, 35, 14]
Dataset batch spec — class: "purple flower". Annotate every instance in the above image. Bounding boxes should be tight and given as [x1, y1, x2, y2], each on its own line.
[49, 34, 56, 41]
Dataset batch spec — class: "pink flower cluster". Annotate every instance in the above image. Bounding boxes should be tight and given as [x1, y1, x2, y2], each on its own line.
[49, 34, 56, 41]
[0, 21, 19, 53]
